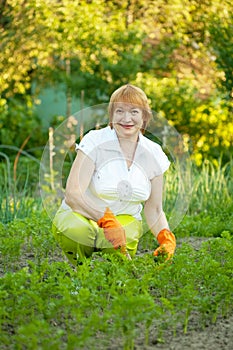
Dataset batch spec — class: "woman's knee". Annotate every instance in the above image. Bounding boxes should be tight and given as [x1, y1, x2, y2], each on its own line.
[53, 210, 96, 247]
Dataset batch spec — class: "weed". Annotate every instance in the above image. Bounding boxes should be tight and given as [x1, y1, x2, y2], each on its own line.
[0, 158, 233, 348]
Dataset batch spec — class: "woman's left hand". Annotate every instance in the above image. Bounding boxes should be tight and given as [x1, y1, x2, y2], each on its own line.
[153, 229, 176, 260]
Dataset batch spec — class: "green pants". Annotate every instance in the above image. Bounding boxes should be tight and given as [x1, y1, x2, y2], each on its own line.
[52, 207, 142, 265]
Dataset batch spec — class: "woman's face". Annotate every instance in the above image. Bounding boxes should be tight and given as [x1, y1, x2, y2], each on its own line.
[112, 103, 144, 140]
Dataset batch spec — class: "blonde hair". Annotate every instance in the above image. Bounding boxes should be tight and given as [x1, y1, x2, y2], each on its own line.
[108, 84, 152, 132]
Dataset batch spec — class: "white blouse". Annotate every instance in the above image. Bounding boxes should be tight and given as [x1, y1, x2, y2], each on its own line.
[67, 126, 170, 220]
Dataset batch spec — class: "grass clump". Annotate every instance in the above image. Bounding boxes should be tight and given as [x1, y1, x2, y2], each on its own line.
[0, 212, 233, 349]
[0, 158, 232, 348]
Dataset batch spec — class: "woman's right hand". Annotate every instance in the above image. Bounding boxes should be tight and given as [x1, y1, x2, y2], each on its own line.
[97, 207, 126, 249]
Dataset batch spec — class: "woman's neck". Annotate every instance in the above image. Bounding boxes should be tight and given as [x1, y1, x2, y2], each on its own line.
[117, 136, 139, 168]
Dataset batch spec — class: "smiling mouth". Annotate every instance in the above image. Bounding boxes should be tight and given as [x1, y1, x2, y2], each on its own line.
[119, 124, 135, 128]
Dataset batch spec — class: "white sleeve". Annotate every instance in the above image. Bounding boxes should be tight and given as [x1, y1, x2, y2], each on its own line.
[147, 143, 170, 179]
[76, 130, 97, 162]
[154, 143, 170, 174]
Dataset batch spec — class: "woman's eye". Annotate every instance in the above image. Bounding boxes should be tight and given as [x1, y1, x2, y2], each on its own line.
[131, 109, 139, 115]
[116, 109, 124, 114]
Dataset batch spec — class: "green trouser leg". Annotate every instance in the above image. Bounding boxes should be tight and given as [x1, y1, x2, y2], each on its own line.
[52, 225, 94, 265]
[52, 207, 142, 265]
[52, 208, 97, 264]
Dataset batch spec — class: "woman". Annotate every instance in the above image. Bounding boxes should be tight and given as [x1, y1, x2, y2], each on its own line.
[52, 84, 176, 265]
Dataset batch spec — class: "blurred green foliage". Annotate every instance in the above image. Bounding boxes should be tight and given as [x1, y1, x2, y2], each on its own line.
[0, 0, 232, 163]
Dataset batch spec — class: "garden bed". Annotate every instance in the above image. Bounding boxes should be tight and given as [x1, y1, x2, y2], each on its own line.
[1, 213, 232, 349]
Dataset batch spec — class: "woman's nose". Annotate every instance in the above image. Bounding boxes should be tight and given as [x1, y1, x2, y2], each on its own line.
[123, 111, 131, 120]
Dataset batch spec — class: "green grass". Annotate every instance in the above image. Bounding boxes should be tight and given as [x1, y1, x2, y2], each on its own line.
[0, 157, 42, 223]
[0, 158, 233, 349]
[164, 158, 233, 216]
[164, 158, 233, 236]
[1, 155, 232, 223]
[0, 212, 232, 349]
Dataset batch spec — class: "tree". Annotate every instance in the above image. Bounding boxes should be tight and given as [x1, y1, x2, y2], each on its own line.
[0, 0, 232, 163]
[208, 5, 233, 96]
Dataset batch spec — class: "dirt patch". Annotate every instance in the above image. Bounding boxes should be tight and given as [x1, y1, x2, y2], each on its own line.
[177, 236, 213, 250]
[145, 315, 233, 350]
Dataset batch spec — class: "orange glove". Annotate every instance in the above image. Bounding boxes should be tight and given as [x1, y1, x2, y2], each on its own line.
[153, 229, 176, 260]
[97, 207, 126, 250]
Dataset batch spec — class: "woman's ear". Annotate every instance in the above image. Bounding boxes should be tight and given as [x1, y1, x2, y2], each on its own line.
[140, 119, 147, 134]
